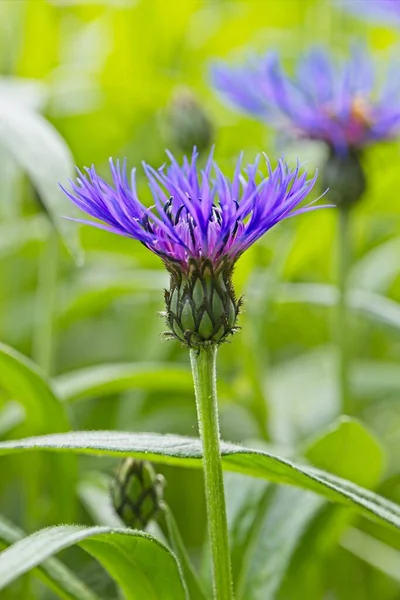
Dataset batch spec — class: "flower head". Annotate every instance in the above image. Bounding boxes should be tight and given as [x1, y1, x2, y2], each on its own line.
[337, 0, 400, 24]
[211, 47, 400, 154]
[62, 148, 324, 346]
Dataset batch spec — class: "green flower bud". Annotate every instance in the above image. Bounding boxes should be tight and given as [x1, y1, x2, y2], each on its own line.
[321, 148, 366, 209]
[166, 87, 214, 155]
[164, 258, 241, 348]
[111, 459, 165, 529]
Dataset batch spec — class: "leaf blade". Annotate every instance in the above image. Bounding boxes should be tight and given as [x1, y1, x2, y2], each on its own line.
[0, 431, 399, 532]
[0, 100, 81, 260]
[305, 417, 385, 489]
[0, 515, 100, 600]
[0, 342, 75, 521]
[0, 525, 187, 599]
[54, 363, 193, 403]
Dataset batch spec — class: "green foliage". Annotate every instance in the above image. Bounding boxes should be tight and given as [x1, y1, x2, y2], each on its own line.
[0, 524, 187, 599]
[0, 342, 68, 432]
[0, 96, 81, 260]
[54, 362, 193, 403]
[0, 515, 100, 600]
[305, 417, 385, 489]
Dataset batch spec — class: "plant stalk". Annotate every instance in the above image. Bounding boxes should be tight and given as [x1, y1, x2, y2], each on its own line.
[337, 206, 352, 415]
[189, 345, 233, 600]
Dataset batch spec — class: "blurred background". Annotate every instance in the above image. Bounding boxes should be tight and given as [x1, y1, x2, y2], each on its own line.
[1, 0, 400, 598]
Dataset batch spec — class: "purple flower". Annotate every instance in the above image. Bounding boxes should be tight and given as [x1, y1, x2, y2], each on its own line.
[61, 148, 321, 273]
[337, 0, 400, 23]
[211, 47, 400, 154]
[62, 149, 326, 347]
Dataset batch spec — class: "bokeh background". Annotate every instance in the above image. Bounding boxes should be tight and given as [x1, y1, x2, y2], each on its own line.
[1, 0, 400, 598]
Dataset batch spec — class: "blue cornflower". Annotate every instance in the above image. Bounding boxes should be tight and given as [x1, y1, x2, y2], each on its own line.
[337, 0, 400, 23]
[211, 47, 400, 155]
[62, 149, 325, 346]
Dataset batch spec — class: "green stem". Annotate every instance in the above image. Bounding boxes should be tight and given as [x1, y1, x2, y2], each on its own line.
[33, 230, 59, 375]
[189, 345, 233, 600]
[337, 206, 352, 415]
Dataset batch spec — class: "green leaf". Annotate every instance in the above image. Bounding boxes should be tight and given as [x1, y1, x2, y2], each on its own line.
[0, 99, 81, 260]
[225, 475, 324, 599]
[240, 485, 324, 600]
[54, 363, 193, 403]
[351, 237, 400, 294]
[0, 431, 399, 532]
[305, 417, 385, 489]
[277, 504, 352, 600]
[0, 342, 69, 432]
[0, 402, 25, 439]
[0, 343, 75, 520]
[0, 525, 187, 599]
[341, 527, 400, 583]
[0, 515, 100, 600]
[226, 475, 270, 594]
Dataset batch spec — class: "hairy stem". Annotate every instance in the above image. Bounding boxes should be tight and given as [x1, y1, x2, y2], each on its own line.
[190, 345, 233, 600]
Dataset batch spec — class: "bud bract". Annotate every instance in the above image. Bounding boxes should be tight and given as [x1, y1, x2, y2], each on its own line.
[164, 258, 240, 348]
[111, 458, 165, 529]
[166, 87, 214, 155]
[321, 149, 366, 209]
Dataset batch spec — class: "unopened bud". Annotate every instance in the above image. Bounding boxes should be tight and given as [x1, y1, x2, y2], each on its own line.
[321, 148, 366, 209]
[166, 87, 214, 155]
[111, 459, 165, 529]
[164, 258, 241, 348]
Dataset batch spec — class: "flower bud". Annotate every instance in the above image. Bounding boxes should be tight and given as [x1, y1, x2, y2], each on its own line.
[164, 258, 241, 348]
[321, 148, 366, 209]
[111, 458, 165, 529]
[166, 87, 214, 155]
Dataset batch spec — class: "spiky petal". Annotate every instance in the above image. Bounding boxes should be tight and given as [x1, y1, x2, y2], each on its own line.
[62, 148, 326, 346]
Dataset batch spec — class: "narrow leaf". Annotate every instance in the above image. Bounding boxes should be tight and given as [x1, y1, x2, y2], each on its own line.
[0, 99, 81, 260]
[241, 486, 323, 600]
[341, 527, 400, 583]
[305, 417, 385, 489]
[0, 432, 399, 532]
[0, 402, 25, 438]
[0, 343, 75, 520]
[0, 525, 187, 599]
[0, 515, 100, 600]
[0, 342, 69, 432]
[54, 363, 193, 403]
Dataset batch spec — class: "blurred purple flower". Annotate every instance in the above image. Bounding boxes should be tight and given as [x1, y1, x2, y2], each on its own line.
[61, 148, 322, 273]
[211, 47, 400, 154]
[337, 0, 400, 23]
